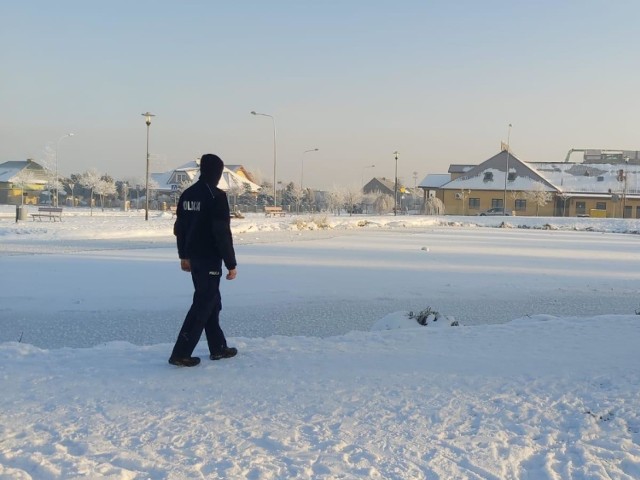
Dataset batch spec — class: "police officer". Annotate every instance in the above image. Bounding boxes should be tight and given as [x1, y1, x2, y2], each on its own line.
[169, 154, 238, 367]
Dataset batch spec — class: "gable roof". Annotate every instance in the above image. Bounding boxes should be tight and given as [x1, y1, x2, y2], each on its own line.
[225, 164, 257, 183]
[152, 164, 261, 193]
[444, 151, 557, 192]
[0, 160, 48, 184]
[363, 177, 397, 194]
[419, 174, 451, 189]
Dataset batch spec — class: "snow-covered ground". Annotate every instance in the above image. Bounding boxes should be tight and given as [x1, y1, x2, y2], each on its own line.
[1, 206, 639, 479]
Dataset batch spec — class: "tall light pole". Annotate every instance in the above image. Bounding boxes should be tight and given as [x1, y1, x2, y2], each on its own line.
[55, 133, 74, 207]
[142, 112, 155, 221]
[502, 123, 512, 214]
[622, 156, 629, 218]
[251, 111, 277, 206]
[361, 164, 375, 187]
[393, 151, 399, 216]
[300, 148, 319, 214]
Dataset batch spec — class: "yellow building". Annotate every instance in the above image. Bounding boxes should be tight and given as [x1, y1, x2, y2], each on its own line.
[421, 149, 640, 218]
[0, 160, 49, 205]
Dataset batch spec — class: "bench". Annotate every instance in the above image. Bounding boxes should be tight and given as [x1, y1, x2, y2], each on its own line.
[170, 205, 243, 219]
[31, 206, 63, 222]
[264, 206, 286, 217]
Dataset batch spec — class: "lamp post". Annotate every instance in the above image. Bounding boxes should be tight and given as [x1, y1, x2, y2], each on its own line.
[502, 123, 512, 214]
[393, 151, 399, 216]
[622, 156, 629, 218]
[142, 112, 155, 221]
[300, 148, 319, 214]
[55, 133, 75, 207]
[361, 164, 375, 187]
[251, 111, 277, 206]
[412, 171, 418, 211]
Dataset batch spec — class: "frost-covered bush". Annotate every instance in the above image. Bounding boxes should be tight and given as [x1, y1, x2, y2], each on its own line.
[422, 197, 445, 215]
[408, 307, 439, 325]
[291, 215, 329, 230]
[408, 307, 459, 327]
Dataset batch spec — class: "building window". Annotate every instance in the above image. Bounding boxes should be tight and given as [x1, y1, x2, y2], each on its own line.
[514, 199, 526, 211]
[596, 202, 607, 210]
[491, 199, 504, 208]
[507, 172, 517, 181]
[576, 202, 586, 215]
[624, 206, 632, 218]
[469, 198, 480, 209]
[597, 176, 604, 182]
[483, 172, 493, 182]
[636, 206, 640, 219]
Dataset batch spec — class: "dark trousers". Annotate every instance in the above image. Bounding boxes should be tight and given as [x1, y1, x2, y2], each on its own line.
[171, 257, 228, 358]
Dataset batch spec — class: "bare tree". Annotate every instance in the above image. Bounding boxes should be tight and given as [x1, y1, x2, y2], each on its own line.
[79, 169, 101, 215]
[456, 189, 471, 215]
[373, 193, 394, 215]
[326, 187, 345, 215]
[13, 169, 36, 205]
[423, 197, 445, 215]
[227, 184, 243, 212]
[147, 177, 160, 210]
[524, 183, 553, 216]
[290, 184, 304, 214]
[342, 185, 364, 216]
[123, 176, 145, 209]
[95, 178, 117, 211]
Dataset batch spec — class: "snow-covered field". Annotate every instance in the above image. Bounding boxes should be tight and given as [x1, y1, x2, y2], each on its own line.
[1, 206, 639, 479]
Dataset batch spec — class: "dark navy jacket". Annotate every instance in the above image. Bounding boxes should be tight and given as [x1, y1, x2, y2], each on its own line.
[173, 179, 237, 270]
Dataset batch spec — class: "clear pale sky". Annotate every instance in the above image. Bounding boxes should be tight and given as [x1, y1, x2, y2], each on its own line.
[2, 1, 638, 189]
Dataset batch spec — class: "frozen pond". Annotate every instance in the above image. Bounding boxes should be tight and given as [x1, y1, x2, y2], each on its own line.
[2, 214, 639, 349]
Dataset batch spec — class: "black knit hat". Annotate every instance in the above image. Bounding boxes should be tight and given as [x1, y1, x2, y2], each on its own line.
[199, 154, 224, 182]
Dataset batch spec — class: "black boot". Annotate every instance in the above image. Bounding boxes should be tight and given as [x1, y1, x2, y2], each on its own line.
[168, 356, 201, 367]
[210, 347, 237, 360]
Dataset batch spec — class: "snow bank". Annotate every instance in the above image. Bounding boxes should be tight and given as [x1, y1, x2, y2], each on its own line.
[0, 316, 638, 479]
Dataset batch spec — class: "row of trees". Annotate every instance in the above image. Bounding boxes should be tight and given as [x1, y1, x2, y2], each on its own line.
[18, 143, 423, 215]
[18, 163, 413, 216]
[224, 180, 423, 215]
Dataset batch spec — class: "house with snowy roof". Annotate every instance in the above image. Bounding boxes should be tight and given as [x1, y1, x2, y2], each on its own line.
[528, 158, 640, 218]
[363, 177, 401, 196]
[441, 150, 557, 216]
[424, 148, 640, 218]
[151, 160, 261, 204]
[0, 159, 49, 205]
[417, 174, 451, 207]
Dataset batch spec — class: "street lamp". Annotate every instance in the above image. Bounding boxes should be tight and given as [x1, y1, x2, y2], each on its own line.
[622, 156, 629, 218]
[361, 164, 375, 187]
[251, 111, 277, 206]
[142, 112, 155, 221]
[502, 123, 512, 214]
[393, 151, 399, 216]
[300, 148, 319, 214]
[55, 133, 75, 207]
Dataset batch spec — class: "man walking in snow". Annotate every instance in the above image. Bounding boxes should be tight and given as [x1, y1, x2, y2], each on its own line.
[169, 154, 238, 367]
